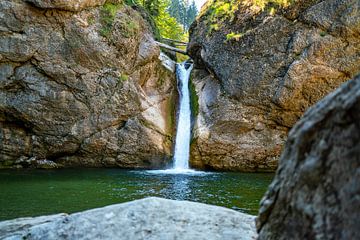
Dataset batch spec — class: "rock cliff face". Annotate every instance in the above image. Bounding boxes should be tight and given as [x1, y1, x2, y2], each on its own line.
[0, 0, 177, 168]
[257, 75, 360, 239]
[0, 197, 257, 240]
[188, 0, 360, 171]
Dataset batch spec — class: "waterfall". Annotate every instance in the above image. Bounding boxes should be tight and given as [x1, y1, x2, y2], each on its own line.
[172, 62, 193, 170]
[146, 61, 203, 175]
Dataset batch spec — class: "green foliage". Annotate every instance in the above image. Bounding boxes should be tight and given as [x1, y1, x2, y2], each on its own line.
[202, 0, 296, 36]
[209, 23, 220, 32]
[135, 0, 188, 41]
[119, 73, 129, 82]
[189, 77, 199, 117]
[155, 1, 185, 40]
[100, 2, 139, 38]
[252, 0, 292, 10]
[214, 2, 231, 16]
[168, 0, 198, 31]
[268, 7, 276, 15]
[120, 18, 140, 38]
[88, 16, 95, 25]
[320, 31, 327, 37]
[203, 0, 238, 35]
[226, 32, 243, 41]
[99, 2, 123, 38]
[144, 0, 162, 16]
[125, 0, 137, 6]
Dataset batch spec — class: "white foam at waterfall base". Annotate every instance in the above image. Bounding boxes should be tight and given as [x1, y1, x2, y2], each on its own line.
[146, 168, 211, 175]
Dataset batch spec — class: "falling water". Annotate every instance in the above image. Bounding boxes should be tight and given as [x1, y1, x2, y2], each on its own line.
[173, 62, 193, 170]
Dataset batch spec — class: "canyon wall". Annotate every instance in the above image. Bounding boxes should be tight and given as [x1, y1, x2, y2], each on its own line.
[0, 0, 177, 169]
[188, 0, 360, 171]
[257, 74, 360, 239]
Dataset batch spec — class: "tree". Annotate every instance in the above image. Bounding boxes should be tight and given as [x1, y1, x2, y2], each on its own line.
[169, 0, 181, 21]
[185, 0, 198, 30]
[154, 0, 186, 40]
[136, 0, 196, 40]
[168, 0, 198, 31]
[144, 0, 161, 16]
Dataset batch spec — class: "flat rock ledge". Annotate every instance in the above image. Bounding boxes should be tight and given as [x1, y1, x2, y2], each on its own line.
[0, 197, 257, 240]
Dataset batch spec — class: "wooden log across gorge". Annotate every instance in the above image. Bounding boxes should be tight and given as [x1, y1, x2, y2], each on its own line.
[161, 38, 188, 45]
[155, 41, 188, 55]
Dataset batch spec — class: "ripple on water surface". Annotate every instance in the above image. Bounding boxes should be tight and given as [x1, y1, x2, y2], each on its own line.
[0, 169, 273, 221]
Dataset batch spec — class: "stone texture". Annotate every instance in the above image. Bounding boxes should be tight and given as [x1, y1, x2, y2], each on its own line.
[257, 75, 360, 239]
[25, 0, 106, 11]
[0, 197, 257, 240]
[0, 0, 177, 169]
[187, 0, 360, 171]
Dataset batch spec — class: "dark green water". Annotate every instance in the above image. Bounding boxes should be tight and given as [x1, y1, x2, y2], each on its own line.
[0, 169, 273, 221]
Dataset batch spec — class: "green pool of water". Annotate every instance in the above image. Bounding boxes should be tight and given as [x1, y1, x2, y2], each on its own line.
[0, 169, 273, 221]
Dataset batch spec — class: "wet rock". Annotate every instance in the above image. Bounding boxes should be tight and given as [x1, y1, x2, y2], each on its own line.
[188, 0, 360, 171]
[14, 156, 59, 169]
[257, 75, 360, 239]
[0, 0, 177, 169]
[0, 197, 257, 240]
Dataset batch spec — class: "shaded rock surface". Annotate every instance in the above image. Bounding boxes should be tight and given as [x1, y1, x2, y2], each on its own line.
[257, 75, 360, 239]
[188, 0, 360, 171]
[0, 0, 177, 168]
[0, 197, 257, 240]
[25, 0, 106, 11]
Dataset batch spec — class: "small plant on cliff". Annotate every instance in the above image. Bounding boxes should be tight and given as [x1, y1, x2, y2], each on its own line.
[99, 2, 123, 38]
[320, 31, 327, 37]
[251, 0, 292, 11]
[119, 18, 140, 38]
[226, 32, 243, 41]
[202, 0, 296, 36]
[203, 0, 238, 35]
[268, 7, 276, 15]
[189, 78, 199, 117]
[88, 16, 95, 25]
[119, 74, 129, 82]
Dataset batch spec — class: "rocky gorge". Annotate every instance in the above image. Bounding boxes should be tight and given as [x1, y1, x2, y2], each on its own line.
[0, 0, 358, 171]
[1, 63, 359, 240]
[0, 0, 359, 239]
[188, 0, 360, 171]
[0, 0, 178, 169]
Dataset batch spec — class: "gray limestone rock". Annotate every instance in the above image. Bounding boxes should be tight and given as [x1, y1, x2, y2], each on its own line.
[257, 75, 360, 239]
[0, 0, 177, 169]
[187, 0, 360, 171]
[0, 197, 257, 240]
[25, 0, 107, 11]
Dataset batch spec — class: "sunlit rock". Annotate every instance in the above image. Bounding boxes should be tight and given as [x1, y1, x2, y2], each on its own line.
[0, 197, 257, 240]
[187, 0, 360, 171]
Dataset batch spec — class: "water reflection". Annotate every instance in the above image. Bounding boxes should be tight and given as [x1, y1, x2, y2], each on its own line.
[166, 175, 190, 200]
[0, 169, 274, 220]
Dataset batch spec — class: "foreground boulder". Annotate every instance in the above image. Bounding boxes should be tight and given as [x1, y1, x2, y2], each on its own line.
[0, 197, 257, 240]
[257, 75, 360, 239]
[188, 0, 360, 171]
[0, 0, 177, 168]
